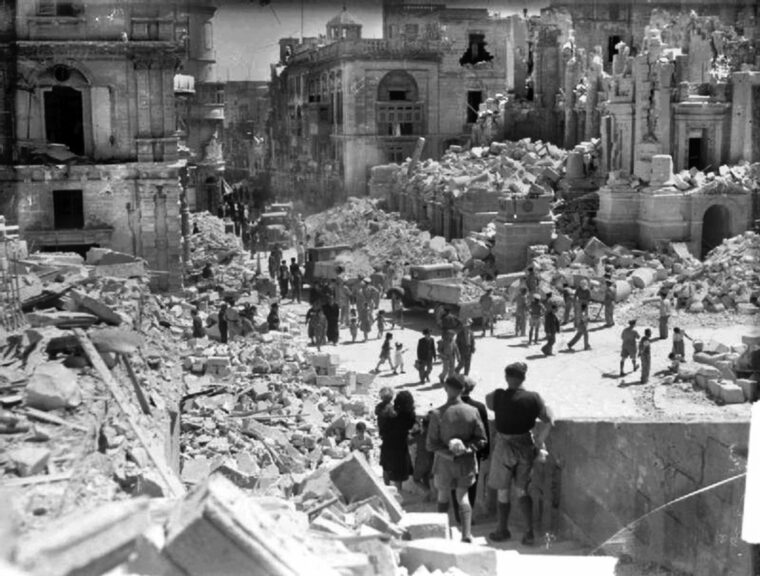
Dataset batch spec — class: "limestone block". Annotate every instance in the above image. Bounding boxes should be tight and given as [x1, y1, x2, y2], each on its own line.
[714, 360, 736, 381]
[400, 538, 498, 576]
[630, 268, 656, 289]
[330, 453, 405, 522]
[707, 379, 722, 398]
[399, 513, 450, 540]
[9, 446, 50, 477]
[736, 379, 758, 402]
[717, 382, 745, 404]
[25, 363, 82, 411]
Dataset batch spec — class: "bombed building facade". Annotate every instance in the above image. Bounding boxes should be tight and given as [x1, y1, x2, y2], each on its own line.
[0, 0, 223, 290]
[268, 3, 515, 207]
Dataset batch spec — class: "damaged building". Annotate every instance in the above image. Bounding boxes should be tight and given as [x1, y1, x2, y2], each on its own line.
[269, 2, 515, 207]
[0, 0, 224, 290]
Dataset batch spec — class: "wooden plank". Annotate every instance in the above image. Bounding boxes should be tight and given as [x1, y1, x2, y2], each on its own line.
[20, 407, 89, 432]
[122, 356, 151, 415]
[74, 329, 184, 498]
[0, 471, 72, 488]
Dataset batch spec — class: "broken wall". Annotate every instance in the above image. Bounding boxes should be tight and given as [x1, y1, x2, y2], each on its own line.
[544, 419, 750, 576]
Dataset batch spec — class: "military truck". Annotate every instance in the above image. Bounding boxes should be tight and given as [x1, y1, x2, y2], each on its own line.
[401, 263, 506, 323]
[304, 245, 352, 285]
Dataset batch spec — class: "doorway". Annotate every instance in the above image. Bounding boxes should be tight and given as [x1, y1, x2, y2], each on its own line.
[44, 86, 85, 155]
[687, 135, 707, 171]
[701, 204, 731, 258]
[467, 91, 483, 124]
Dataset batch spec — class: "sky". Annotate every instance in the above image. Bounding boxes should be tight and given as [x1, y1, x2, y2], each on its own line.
[213, 0, 549, 81]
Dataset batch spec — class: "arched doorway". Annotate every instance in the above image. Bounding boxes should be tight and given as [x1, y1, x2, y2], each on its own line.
[701, 204, 731, 258]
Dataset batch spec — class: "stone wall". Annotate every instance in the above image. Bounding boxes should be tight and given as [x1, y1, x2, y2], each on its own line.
[541, 419, 750, 576]
[0, 162, 183, 291]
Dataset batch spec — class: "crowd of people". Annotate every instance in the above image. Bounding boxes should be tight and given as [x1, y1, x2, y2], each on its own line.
[366, 363, 554, 546]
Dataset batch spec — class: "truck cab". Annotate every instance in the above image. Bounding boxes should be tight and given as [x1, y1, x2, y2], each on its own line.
[304, 244, 351, 284]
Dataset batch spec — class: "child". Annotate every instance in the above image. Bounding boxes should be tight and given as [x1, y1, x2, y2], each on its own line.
[349, 307, 359, 343]
[671, 327, 692, 361]
[349, 421, 373, 460]
[392, 342, 407, 375]
[373, 333, 394, 373]
[667, 352, 683, 374]
[639, 328, 652, 384]
[376, 310, 386, 340]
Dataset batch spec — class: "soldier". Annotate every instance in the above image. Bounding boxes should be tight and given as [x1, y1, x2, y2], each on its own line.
[427, 376, 488, 543]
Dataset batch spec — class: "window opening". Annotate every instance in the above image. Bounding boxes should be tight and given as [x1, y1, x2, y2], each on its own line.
[53, 190, 84, 229]
[44, 86, 84, 155]
[688, 136, 707, 170]
[608, 35, 622, 63]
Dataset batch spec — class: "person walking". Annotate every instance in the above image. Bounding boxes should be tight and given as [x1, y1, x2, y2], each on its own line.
[416, 328, 437, 383]
[373, 333, 395, 373]
[620, 319, 640, 376]
[390, 292, 404, 330]
[451, 375, 490, 527]
[426, 376, 488, 543]
[359, 301, 372, 342]
[527, 294, 543, 345]
[323, 295, 340, 345]
[540, 303, 560, 356]
[479, 288, 495, 337]
[486, 362, 554, 546]
[514, 288, 527, 337]
[438, 330, 460, 384]
[278, 260, 290, 299]
[337, 280, 351, 328]
[455, 319, 476, 376]
[379, 390, 416, 492]
[392, 342, 407, 375]
[561, 283, 574, 326]
[217, 302, 228, 344]
[289, 258, 303, 303]
[603, 280, 616, 327]
[574, 280, 591, 329]
[566, 302, 590, 351]
[639, 328, 652, 384]
[348, 307, 359, 342]
[658, 292, 672, 340]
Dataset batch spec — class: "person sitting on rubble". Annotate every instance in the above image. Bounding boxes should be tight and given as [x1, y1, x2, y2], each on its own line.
[190, 308, 206, 339]
[225, 299, 242, 341]
[267, 302, 280, 332]
[349, 421, 373, 461]
[240, 303, 257, 336]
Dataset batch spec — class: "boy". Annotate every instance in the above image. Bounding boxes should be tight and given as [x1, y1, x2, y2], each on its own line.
[349, 421, 373, 460]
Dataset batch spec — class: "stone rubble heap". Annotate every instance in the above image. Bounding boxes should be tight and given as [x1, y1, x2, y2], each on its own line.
[393, 138, 567, 205]
[305, 197, 454, 277]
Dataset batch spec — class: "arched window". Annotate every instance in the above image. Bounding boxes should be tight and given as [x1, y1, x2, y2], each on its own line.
[376, 70, 423, 137]
[38, 65, 91, 156]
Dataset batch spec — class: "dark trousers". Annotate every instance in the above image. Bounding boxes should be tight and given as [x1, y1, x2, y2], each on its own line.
[455, 352, 472, 375]
[279, 280, 289, 298]
[417, 359, 433, 382]
[541, 332, 556, 355]
[219, 323, 228, 344]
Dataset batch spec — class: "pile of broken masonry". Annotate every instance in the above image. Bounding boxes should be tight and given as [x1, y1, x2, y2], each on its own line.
[1, 213, 555, 576]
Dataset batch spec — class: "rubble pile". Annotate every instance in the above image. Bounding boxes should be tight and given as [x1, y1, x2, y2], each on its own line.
[552, 192, 600, 245]
[187, 211, 242, 270]
[305, 197, 452, 276]
[394, 138, 567, 206]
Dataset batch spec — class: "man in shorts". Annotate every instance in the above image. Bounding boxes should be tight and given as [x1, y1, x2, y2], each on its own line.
[620, 319, 640, 376]
[426, 376, 488, 543]
[486, 362, 554, 545]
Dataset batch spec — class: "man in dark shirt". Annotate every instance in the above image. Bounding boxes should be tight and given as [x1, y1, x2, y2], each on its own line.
[486, 362, 554, 545]
[451, 375, 490, 526]
[416, 329, 437, 383]
[427, 376, 488, 543]
[540, 303, 561, 356]
[289, 258, 303, 303]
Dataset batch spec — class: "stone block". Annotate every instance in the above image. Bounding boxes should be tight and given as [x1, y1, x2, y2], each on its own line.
[717, 382, 745, 404]
[707, 379, 722, 398]
[736, 379, 758, 402]
[15, 499, 151, 576]
[399, 513, 450, 540]
[25, 362, 82, 411]
[164, 476, 339, 576]
[714, 360, 736, 381]
[630, 268, 656, 289]
[329, 453, 404, 523]
[9, 446, 50, 477]
[400, 538, 498, 576]
[343, 537, 397, 576]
